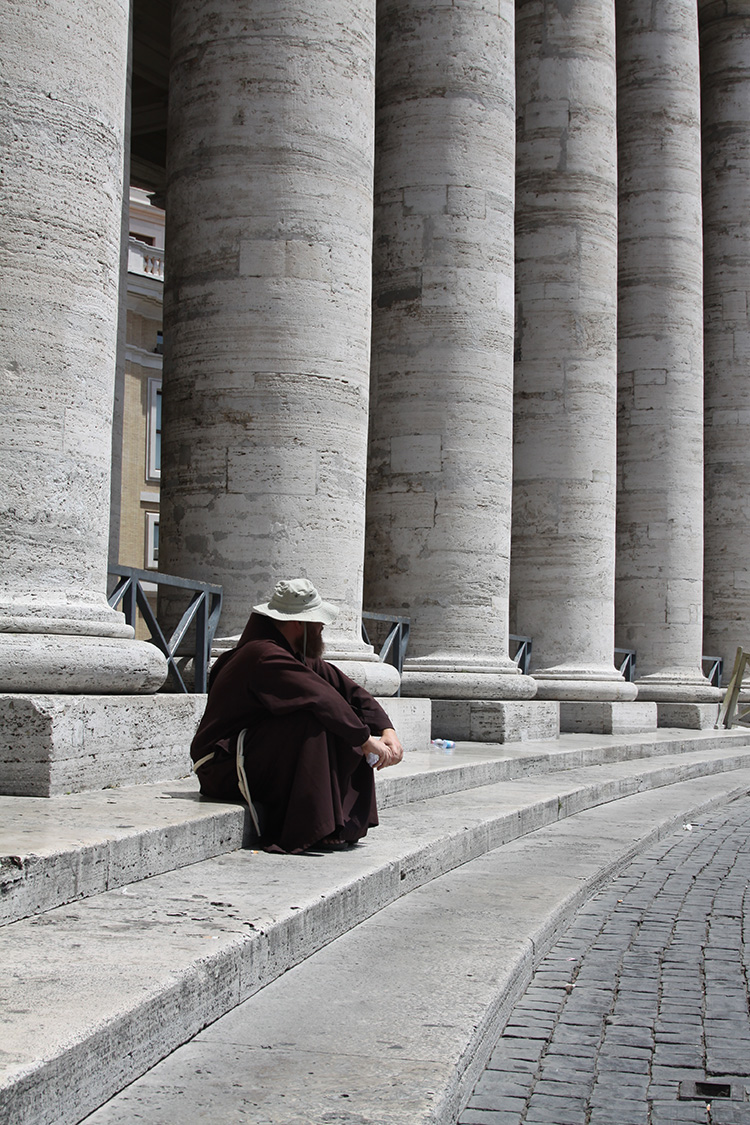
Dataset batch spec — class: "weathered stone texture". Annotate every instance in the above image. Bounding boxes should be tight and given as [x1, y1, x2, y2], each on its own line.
[160, 0, 385, 682]
[366, 0, 532, 701]
[0, 694, 205, 797]
[701, 0, 750, 682]
[0, 0, 166, 692]
[510, 0, 633, 702]
[615, 0, 718, 703]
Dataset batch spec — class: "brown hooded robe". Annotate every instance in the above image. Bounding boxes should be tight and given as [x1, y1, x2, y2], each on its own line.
[190, 613, 393, 852]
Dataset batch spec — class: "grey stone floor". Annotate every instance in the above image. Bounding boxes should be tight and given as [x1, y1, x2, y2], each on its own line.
[459, 797, 750, 1125]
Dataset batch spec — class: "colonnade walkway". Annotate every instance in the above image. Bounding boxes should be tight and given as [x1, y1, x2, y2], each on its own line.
[3, 729, 750, 1124]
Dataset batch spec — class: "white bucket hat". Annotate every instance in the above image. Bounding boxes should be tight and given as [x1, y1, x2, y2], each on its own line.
[253, 579, 339, 625]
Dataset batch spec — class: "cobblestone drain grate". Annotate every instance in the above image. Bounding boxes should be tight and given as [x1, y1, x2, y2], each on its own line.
[679, 1079, 748, 1101]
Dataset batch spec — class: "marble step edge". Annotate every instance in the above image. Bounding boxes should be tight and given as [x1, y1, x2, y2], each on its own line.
[4, 747, 750, 1125]
[78, 770, 750, 1125]
[3, 727, 747, 928]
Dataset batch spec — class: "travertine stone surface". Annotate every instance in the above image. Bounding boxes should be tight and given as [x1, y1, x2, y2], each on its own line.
[657, 702, 721, 729]
[431, 700, 560, 743]
[615, 0, 719, 704]
[366, 0, 532, 701]
[161, 0, 394, 690]
[701, 0, 750, 683]
[0, 694, 205, 797]
[0, 0, 166, 693]
[511, 0, 634, 703]
[559, 701, 658, 735]
[0, 692, 429, 797]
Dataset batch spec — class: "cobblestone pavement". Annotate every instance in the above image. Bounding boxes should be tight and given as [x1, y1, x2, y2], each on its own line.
[459, 796, 750, 1125]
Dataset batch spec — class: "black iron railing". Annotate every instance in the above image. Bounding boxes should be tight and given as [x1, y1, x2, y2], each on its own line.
[362, 612, 410, 693]
[509, 634, 533, 675]
[702, 655, 723, 689]
[108, 564, 223, 693]
[615, 647, 637, 682]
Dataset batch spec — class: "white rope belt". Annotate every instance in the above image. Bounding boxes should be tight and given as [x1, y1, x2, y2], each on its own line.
[192, 733, 262, 839]
[235, 728, 262, 837]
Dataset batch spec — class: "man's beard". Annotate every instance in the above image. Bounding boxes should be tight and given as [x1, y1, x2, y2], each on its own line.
[304, 626, 325, 660]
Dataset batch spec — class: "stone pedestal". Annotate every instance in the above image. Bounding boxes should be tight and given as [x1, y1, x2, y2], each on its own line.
[657, 703, 721, 730]
[560, 702, 658, 736]
[0, 693, 432, 797]
[432, 700, 559, 744]
[161, 0, 393, 693]
[366, 0, 530, 702]
[615, 0, 719, 706]
[0, 695, 206, 797]
[701, 0, 750, 686]
[0, 0, 166, 694]
[511, 0, 633, 704]
[372, 696, 432, 753]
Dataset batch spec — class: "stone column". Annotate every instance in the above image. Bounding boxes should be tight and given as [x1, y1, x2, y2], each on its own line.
[162, 0, 396, 694]
[701, 0, 750, 685]
[0, 0, 166, 693]
[511, 0, 635, 703]
[364, 0, 535, 710]
[615, 0, 718, 705]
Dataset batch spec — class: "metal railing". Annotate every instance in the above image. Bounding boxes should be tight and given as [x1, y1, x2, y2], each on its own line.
[702, 655, 723, 689]
[509, 634, 533, 675]
[615, 647, 637, 683]
[108, 564, 223, 693]
[362, 612, 410, 694]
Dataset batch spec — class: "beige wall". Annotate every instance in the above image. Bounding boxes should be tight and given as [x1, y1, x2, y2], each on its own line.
[116, 190, 164, 637]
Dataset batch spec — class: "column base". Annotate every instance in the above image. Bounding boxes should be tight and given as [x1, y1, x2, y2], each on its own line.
[560, 701, 658, 735]
[0, 694, 206, 796]
[327, 658, 401, 696]
[431, 699, 559, 743]
[532, 665, 637, 702]
[633, 671, 722, 703]
[657, 702, 721, 730]
[374, 696, 431, 751]
[0, 633, 167, 694]
[401, 665, 537, 700]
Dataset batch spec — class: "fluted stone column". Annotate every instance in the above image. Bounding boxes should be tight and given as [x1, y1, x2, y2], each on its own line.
[701, 0, 750, 684]
[615, 0, 718, 704]
[162, 0, 396, 694]
[365, 0, 534, 704]
[510, 0, 635, 703]
[0, 0, 166, 693]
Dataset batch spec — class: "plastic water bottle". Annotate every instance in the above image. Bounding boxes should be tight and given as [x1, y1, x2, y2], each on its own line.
[431, 738, 455, 750]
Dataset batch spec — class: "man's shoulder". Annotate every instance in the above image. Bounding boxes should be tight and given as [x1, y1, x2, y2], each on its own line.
[214, 636, 288, 676]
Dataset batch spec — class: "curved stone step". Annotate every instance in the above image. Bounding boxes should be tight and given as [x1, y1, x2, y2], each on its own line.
[2, 728, 745, 926]
[77, 771, 750, 1125]
[2, 742, 750, 1125]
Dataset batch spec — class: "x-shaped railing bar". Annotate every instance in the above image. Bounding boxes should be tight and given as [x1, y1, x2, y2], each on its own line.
[108, 564, 223, 693]
[362, 612, 411, 696]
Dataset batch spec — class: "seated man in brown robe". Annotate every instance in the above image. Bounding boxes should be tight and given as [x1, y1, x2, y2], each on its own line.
[190, 578, 404, 853]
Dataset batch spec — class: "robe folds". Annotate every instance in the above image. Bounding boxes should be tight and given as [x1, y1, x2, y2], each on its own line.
[190, 613, 393, 853]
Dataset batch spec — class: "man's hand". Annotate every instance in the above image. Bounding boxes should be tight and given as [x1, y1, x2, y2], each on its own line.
[361, 728, 404, 770]
[379, 727, 404, 765]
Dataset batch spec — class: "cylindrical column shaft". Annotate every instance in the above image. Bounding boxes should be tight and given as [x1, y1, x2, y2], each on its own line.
[0, 0, 166, 692]
[701, 0, 750, 685]
[365, 0, 532, 700]
[162, 0, 395, 691]
[511, 0, 634, 701]
[615, 0, 718, 701]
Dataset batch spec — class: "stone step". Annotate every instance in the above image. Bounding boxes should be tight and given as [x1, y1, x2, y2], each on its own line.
[2, 728, 743, 926]
[3, 739, 750, 1125]
[77, 770, 750, 1125]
